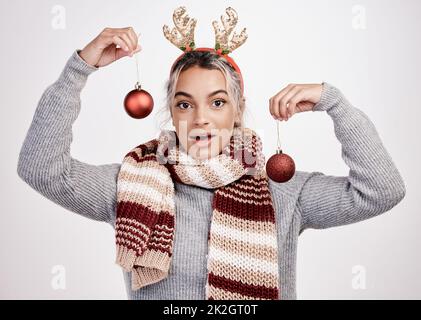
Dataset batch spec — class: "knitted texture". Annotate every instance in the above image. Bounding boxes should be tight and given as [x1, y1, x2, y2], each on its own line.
[17, 50, 406, 299]
[115, 127, 280, 299]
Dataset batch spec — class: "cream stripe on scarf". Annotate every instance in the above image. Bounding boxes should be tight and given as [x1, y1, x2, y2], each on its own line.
[118, 182, 175, 211]
[181, 164, 214, 188]
[210, 233, 277, 262]
[207, 157, 239, 185]
[121, 161, 173, 185]
[209, 247, 279, 275]
[212, 209, 275, 234]
[210, 220, 278, 248]
[209, 259, 279, 286]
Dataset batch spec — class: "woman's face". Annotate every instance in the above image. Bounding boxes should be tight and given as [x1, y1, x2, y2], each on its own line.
[171, 65, 242, 161]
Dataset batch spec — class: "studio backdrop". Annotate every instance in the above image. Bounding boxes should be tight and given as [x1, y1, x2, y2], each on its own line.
[2, 0, 419, 299]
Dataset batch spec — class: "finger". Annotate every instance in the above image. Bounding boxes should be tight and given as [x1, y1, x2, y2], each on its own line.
[115, 47, 131, 60]
[111, 34, 130, 52]
[119, 32, 135, 53]
[123, 29, 137, 51]
[126, 28, 139, 51]
[132, 46, 142, 54]
[287, 89, 307, 118]
[278, 86, 302, 120]
[108, 26, 135, 33]
[269, 97, 276, 120]
[126, 34, 142, 55]
[270, 85, 290, 119]
[272, 84, 296, 120]
[269, 96, 282, 120]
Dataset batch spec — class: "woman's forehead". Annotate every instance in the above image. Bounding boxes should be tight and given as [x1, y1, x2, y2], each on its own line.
[176, 67, 227, 94]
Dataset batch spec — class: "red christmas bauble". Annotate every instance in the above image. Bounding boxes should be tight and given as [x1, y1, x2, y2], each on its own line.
[266, 149, 296, 183]
[124, 87, 154, 119]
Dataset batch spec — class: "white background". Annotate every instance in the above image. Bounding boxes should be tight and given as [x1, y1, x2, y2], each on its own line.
[2, 0, 419, 299]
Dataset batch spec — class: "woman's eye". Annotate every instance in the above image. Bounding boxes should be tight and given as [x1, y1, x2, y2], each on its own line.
[212, 99, 226, 108]
[175, 99, 226, 110]
[176, 102, 191, 110]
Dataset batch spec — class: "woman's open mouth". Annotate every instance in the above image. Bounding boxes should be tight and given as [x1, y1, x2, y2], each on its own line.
[189, 134, 216, 147]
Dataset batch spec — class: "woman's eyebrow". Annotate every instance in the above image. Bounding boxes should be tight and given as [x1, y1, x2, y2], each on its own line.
[174, 89, 228, 99]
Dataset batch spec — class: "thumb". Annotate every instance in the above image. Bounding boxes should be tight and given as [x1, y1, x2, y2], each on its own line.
[115, 44, 142, 61]
[115, 48, 130, 60]
[132, 44, 142, 54]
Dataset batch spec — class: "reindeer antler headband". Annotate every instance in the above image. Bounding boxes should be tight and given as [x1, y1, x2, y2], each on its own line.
[163, 6, 248, 94]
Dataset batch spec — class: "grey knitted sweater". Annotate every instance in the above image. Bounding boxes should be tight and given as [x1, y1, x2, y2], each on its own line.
[17, 50, 406, 300]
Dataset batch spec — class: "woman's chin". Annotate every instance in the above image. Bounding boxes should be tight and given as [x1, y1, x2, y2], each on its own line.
[187, 145, 219, 161]
[189, 149, 215, 161]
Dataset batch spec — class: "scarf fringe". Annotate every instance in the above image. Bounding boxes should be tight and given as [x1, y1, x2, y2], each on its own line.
[116, 244, 172, 290]
[115, 245, 137, 272]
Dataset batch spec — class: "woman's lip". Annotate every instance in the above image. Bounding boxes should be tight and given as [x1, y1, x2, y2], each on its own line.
[189, 135, 216, 145]
[189, 135, 215, 139]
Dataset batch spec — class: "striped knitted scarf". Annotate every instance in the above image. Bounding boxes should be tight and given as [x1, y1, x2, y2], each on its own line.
[115, 127, 280, 299]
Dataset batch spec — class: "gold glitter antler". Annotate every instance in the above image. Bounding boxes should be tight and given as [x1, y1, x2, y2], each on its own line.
[163, 6, 197, 51]
[212, 7, 248, 54]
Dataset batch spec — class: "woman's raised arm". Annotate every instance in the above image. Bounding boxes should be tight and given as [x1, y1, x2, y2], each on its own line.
[297, 82, 406, 230]
[17, 27, 141, 226]
[17, 50, 120, 225]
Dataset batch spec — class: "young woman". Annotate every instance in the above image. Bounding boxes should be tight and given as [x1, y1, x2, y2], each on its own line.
[17, 25, 406, 300]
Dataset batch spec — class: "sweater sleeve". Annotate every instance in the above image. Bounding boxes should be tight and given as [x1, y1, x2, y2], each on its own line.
[17, 49, 120, 226]
[298, 82, 406, 231]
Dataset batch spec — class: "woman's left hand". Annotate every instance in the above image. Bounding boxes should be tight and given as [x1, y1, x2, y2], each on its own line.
[269, 83, 323, 121]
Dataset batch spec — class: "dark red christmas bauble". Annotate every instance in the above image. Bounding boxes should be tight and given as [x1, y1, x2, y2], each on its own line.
[266, 149, 296, 183]
[124, 87, 154, 119]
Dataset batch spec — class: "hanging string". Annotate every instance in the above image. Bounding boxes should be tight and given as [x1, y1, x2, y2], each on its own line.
[276, 120, 282, 152]
[134, 32, 142, 89]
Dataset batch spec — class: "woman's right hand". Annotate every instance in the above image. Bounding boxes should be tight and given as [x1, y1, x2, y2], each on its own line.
[79, 27, 141, 68]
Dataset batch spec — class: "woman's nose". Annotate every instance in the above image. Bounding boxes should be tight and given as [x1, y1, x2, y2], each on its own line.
[193, 108, 210, 126]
